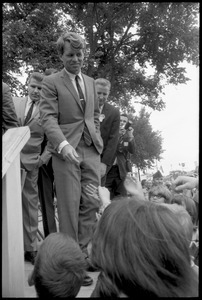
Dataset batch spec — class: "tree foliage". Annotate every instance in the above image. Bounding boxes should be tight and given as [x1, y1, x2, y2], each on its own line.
[3, 2, 199, 109]
[129, 107, 164, 170]
[3, 3, 64, 95]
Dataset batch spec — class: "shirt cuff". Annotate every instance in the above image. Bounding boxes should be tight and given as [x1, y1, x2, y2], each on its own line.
[57, 140, 69, 154]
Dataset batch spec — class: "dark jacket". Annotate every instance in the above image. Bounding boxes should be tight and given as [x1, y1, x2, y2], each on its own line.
[116, 132, 135, 179]
[100, 102, 120, 168]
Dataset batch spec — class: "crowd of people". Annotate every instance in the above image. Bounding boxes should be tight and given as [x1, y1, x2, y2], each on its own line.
[2, 31, 199, 297]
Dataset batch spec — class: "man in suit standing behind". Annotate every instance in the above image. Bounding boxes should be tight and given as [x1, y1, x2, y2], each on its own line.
[39, 32, 103, 285]
[105, 113, 136, 199]
[95, 78, 120, 186]
[37, 69, 58, 238]
[13, 72, 51, 264]
[2, 81, 19, 134]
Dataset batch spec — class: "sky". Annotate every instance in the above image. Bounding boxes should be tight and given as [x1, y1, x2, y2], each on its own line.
[135, 63, 199, 176]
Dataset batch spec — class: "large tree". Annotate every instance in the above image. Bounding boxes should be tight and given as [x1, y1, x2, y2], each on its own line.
[129, 107, 164, 170]
[3, 2, 199, 109]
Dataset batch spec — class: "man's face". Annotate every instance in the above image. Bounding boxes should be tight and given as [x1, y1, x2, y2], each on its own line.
[120, 115, 128, 130]
[95, 84, 110, 107]
[28, 78, 42, 103]
[150, 193, 165, 204]
[153, 178, 164, 186]
[60, 41, 84, 75]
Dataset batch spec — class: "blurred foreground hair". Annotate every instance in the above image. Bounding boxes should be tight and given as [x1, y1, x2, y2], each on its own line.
[91, 198, 198, 297]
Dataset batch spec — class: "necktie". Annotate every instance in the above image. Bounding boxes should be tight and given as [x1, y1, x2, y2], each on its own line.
[75, 75, 92, 146]
[75, 75, 86, 110]
[24, 101, 35, 125]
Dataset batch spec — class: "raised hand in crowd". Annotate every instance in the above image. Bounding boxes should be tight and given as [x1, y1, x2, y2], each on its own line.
[124, 173, 145, 201]
[173, 176, 198, 192]
[85, 184, 110, 204]
[85, 184, 111, 221]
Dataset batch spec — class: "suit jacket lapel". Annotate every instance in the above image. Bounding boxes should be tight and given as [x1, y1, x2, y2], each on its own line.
[61, 69, 82, 109]
[83, 74, 90, 107]
[20, 97, 28, 126]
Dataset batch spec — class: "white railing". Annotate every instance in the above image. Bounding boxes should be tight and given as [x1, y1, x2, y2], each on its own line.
[2, 126, 30, 297]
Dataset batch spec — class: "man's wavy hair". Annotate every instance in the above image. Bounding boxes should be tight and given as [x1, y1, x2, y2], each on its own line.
[91, 198, 198, 297]
[31, 232, 87, 298]
[27, 72, 44, 84]
[57, 32, 86, 56]
[95, 78, 111, 90]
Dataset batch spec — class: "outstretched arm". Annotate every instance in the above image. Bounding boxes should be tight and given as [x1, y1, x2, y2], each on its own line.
[173, 176, 198, 192]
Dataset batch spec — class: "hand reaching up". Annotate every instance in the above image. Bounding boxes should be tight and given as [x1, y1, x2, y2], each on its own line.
[85, 184, 111, 208]
[173, 176, 198, 192]
[124, 173, 145, 201]
[85, 183, 100, 201]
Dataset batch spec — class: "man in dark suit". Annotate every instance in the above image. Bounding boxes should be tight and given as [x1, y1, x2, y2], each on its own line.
[37, 69, 58, 238]
[39, 32, 103, 286]
[13, 72, 51, 264]
[95, 78, 120, 186]
[2, 82, 19, 134]
[105, 113, 136, 199]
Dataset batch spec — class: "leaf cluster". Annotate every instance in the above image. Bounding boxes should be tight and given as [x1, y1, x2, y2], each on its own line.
[3, 2, 199, 108]
[129, 108, 164, 170]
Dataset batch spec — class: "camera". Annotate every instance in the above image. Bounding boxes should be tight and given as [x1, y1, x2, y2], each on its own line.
[125, 120, 132, 130]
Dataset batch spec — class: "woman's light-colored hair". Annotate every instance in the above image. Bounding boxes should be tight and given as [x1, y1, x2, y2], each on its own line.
[91, 198, 198, 297]
[57, 32, 86, 56]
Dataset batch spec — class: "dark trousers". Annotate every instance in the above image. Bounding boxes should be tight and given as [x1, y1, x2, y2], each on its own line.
[105, 165, 127, 200]
[38, 158, 57, 237]
[101, 165, 111, 187]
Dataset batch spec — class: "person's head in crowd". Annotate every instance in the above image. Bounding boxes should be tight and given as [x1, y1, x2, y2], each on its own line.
[95, 78, 111, 108]
[28, 232, 86, 298]
[171, 194, 197, 226]
[44, 68, 58, 76]
[90, 198, 198, 297]
[165, 180, 172, 191]
[141, 179, 147, 188]
[139, 179, 149, 200]
[152, 170, 163, 186]
[145, 180, 152, 190]
[162, 203, 193, 245]
[148, 184, 172, 204]
[57, 32, 86, 75]
[120, 113, 129, 132]
[161, 203, 199, 274]
[28, 72, 44, 103]
[192, 190, 199, 226]
[171, 193, 186, 207]
[183, 195, 198, 226]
